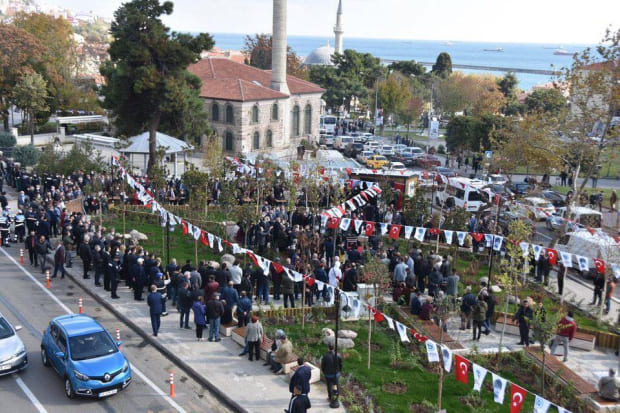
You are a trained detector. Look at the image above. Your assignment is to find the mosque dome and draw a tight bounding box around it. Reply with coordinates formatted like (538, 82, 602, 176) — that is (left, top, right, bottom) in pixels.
(304, 42, 335, 66)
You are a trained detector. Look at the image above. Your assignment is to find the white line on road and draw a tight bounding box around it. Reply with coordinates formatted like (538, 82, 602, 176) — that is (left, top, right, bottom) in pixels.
(1, 248, 188, 413)
(0, 249, 73, 314)
(14, 375, 49, 413)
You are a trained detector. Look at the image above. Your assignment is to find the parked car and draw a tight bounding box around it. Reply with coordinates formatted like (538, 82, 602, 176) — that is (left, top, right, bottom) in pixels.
(319, 134, 335, 147)
(484, 184, 515, 200)
(389, 162, 407, 171)
(393, 144, 408, 155)
(401, 147, 425, 157)
(546, 206, 602, 231)
(364, 141, 380, 153)
(509, 197, 556, 221)
(379, 145, 396, 158)
(394, 152, 416, 166)
(366, 155, 390, 169)
(334, 136, 354, 151)
(357, 150, 374, 164)
(344, 142, 364, 158)
(496, 211, 535, 236)
(41, 314, 131, 399)
(486, 174, 508, 185)
(0, 311, 28, 376)
(507, 182, 534, 196)
(541, 190, 567, 208)
(432, 166, 459, 177)
(414, 154, 441, 169)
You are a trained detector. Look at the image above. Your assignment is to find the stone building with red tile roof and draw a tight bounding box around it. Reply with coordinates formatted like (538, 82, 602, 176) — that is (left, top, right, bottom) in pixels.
(188, 57, 324, 156)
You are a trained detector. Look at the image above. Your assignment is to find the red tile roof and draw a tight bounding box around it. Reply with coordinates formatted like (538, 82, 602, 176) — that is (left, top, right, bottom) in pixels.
(188, 58, 324, 102)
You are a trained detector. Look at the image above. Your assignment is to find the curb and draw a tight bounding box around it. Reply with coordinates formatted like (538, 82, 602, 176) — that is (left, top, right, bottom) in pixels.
(43, 255, 247, 413)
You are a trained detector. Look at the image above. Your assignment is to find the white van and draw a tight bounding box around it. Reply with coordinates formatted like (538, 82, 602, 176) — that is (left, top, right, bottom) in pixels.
(334, 136, 354, 151)
(546, 206, 602, 231)
(436, 177, 489, 211)
(556, 229, 620, 266)
(364, 141, 380, 152)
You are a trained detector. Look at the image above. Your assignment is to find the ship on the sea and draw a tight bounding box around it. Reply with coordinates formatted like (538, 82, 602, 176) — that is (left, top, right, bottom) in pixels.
(483, 47, 504, 52)
(553, 47, 572, 56)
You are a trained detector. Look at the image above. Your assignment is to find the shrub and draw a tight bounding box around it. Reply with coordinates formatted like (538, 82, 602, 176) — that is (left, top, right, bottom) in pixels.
(13, 144, 40, 167)
(437, 144, 446, 154)
(0, 131, 17, 149)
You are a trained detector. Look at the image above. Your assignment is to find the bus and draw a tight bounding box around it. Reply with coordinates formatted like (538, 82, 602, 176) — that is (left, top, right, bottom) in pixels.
(320, 115, 337, 134)
(435, 177, 489, 212)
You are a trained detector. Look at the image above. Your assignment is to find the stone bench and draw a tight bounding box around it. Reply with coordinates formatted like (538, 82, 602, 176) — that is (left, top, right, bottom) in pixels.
(550, 331, 596, 353)
(287, 362, 321, 384)
(495, 316, 520, 336)
(231, 326, 301, 374)
(220, 322, 237, 337)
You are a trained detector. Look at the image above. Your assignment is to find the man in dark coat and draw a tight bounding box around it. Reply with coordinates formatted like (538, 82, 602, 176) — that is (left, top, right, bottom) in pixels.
(220, 281, 239, 325)
(24, 230, 38, 266)
(206, 293, 224, 342)
(147, 285, 163, 336)
(513, 299, 533, 346)
(78, 237, 92, 279)
(321, 344, 342, 401)
(289, 358, 311, 396)
(52, 240, 66, 279)
(287, 385, 311, 413)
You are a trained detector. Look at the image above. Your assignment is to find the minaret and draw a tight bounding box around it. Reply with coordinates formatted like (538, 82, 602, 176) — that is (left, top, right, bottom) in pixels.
(270, 0, 289, 94)
(333, 0, 344, 54)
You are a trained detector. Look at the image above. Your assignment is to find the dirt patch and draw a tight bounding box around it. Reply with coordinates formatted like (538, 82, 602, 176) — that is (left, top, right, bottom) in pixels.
(369, 343, 381, 351)
(390, 360, 414, 370)
(383, 382, 407, 394)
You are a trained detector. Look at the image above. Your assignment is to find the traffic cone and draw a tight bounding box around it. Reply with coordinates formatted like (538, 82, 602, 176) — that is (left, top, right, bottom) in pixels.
(78, 297, 83, 314)
(169, 371, 176, 398)
(46, 270, 51, 289)
(20, 249, 24, 264)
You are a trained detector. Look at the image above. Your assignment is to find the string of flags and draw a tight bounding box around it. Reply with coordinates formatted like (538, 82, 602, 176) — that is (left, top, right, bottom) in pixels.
(116, 158, 573, 413)
(321, 214, 619, 277)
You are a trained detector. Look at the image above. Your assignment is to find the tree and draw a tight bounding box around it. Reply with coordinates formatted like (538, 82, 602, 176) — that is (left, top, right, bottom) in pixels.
(470, 75, 505, 116)
(0, 131, 16, 149)
(530, 306, 562, 397)
(525, 88, 567, 115)
(497, 72, 519, 100)
(100, 0, 214, 175)
(378, 72, 412, 128)
(388, 60, 426, 77)
(400, 96, 425, 136)
(242, 33, 306, 78)
(431, 52, 452, 79)
(0, 24, 47, 130)
(12, 144, 39, 167)
(445, 114, 507, 153)
(12, 72, 49, 145)
(436, 72, 471, 115)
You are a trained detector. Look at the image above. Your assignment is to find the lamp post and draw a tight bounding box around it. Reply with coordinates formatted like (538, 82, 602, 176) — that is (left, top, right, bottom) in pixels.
(330, 290, 341, 409)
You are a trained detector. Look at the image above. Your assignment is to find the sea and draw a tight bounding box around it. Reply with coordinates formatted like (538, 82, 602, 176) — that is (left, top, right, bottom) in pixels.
(211, 32, 592, 91)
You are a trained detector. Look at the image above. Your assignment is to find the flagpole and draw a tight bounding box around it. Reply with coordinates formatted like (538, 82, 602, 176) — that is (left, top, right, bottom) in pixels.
(486, 197, 501, 287)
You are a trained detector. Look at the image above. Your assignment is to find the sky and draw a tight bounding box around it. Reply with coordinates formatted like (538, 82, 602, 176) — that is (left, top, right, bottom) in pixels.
(55, 0, 619, 44)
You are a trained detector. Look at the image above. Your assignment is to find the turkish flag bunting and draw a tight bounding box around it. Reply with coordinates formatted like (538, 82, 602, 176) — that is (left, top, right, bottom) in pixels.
(471, 232, 484, 243)
(594, 258, 605, 274)
(546, 248, 557, 265)
(372, 186, 382, 194)
(199, 231, 209, 247)
(510, 383, 526, 413)
(306, 277, 316, 287)
(389, 225, 402, 240)
(318, 166, 325, 175)
(373, 311, 385, 323)
(365, 222, 375, 236)
(246, 252, 259, 267)
(455, 355, 469, 384)
(613, 235, 620, 243)
(429, 228, 441, 236)
(361, 192, 369, 200)
(586, 227, 595, 235)
(345, 167, 352, 175)
(328, 217, 340, 229)
(271, 261, 285, 274)
(181, 220, 188, 236)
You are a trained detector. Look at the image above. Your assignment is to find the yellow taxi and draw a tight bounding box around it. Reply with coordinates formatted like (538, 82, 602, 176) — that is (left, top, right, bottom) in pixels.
(366, 155, 390, 169)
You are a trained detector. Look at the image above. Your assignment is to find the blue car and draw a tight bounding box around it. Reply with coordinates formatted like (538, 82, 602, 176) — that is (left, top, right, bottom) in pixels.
(40, 314, 131, 399)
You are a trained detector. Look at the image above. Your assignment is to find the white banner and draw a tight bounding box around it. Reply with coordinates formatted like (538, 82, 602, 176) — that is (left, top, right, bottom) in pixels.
(425, 339, 440, 363)
(484, 234, 494, 248)
(414, 227, 426, 242)
(577, 255, 589, 272)
(559, 251, 573, 268)
(519, 241, 530, 258)
(493, 235, 503, 251)
(339, 218, 351, 231)
(532, 244, 543, 261)
(443, 230, 454, 245)
(440, 344, 453, 372)
(396, 321, 410, 343)
(353, 219, 363, 234)
(192, 225, 201, 240)
(473, 363, 488, 392)
(533, 395, 551, 413)
(404, 226, 414, 240)
(491, 373, 507, 404)
(380, 222, 388, 236)
(456, 231, 467, 246)
(385, 315, 395, 330)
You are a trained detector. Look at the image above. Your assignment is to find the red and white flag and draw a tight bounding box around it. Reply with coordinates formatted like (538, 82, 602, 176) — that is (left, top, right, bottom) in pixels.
(327, 217, 340, 229)
(546, 248, 558, 266)
(365, 222, 375, 236)
(510, 383, 526, 413)
(389, 225, 402, 240)
(455, 355, 469, 384)
(594, 258, 605, 274)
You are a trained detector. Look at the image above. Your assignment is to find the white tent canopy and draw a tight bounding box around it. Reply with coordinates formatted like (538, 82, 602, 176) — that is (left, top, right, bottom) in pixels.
(119, 131, 194, 177)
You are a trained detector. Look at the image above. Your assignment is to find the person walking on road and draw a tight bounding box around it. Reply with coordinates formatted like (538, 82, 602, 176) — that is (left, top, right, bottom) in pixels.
(35, 235, 51, 274)
(472, 295, 488, 341)
(513, 299, 533, 346)
(192, 296, 207, 341)
(321, 343, 342, 402)
(147, 285, 163, 337)
(591, 271, 605, 306)
(245, 315, 263, 361)
(604, 276, 616, 315)
(178, 281, 192, 329)
(52, 240, 66, 279)
(550, 310, 577, 362)
(206, 293, 224, 342)
(25, 230, 37, 266)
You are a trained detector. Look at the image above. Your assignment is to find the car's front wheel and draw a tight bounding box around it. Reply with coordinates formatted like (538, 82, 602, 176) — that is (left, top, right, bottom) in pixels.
(65, 377, 75, 399)
(41, 347, 50, 367)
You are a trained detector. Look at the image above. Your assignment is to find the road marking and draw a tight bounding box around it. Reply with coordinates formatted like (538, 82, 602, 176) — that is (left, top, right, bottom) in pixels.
(1, 248, 188, 413)
(14, 375, 49, 413)
(0, 249, 72, 314)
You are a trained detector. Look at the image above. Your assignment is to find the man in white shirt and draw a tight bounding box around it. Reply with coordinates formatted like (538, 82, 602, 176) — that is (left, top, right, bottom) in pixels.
(229, 260, 243, 292)
(328, 257, 342, 286)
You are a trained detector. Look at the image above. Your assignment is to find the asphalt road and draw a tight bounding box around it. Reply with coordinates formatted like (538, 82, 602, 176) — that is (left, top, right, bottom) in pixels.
(0, 248, 231, 413)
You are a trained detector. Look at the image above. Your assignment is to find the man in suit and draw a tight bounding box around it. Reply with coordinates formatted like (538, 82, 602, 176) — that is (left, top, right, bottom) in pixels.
(25, 230, 38, 266)
(147, 285, 163, 337)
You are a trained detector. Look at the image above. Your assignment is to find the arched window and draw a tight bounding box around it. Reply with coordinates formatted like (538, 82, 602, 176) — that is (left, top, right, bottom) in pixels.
(211, 103, 219, 122)
(252, 131, 260, 150)
(225, 105, 234, 124)
(266, 130, 273, 148)
(291, 105, 300, 137)
(271, 103, 279, 120)
(252, 105, 259, 123)
(304, 104, 312, 134)
(224, 132, 234, 152)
